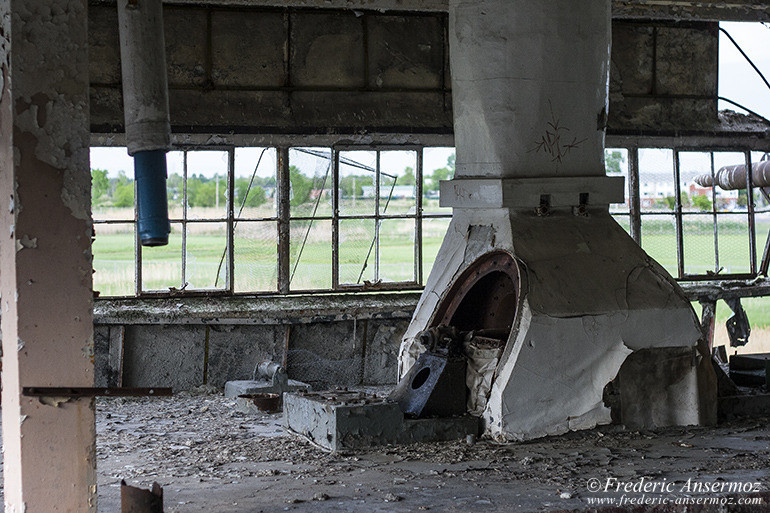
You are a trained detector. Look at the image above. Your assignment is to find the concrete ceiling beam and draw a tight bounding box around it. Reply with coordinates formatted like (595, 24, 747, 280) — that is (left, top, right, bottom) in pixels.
(90, 0, 770, 22)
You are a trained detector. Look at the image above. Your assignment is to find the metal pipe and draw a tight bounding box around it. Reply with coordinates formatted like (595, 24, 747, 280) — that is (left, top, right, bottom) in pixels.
(117, 0, 172, 246)
(695, 160, 770, 190)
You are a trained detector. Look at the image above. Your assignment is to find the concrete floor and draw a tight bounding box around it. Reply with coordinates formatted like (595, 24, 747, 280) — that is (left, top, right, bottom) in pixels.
(1, 388, 769, 512)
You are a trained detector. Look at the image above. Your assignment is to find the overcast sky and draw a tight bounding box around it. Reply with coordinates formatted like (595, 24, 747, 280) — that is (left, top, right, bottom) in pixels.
(91, 22, 769, 179)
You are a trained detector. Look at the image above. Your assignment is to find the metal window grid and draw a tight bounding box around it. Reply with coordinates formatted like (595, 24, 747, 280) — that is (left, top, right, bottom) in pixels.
(610, 146, 770, 281)
(93, 144, 453, 298)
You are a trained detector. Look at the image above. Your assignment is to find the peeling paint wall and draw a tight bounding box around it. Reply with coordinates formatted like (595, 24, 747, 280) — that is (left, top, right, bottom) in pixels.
(87, 3, 719, 136)
(0, 0, 96, 511)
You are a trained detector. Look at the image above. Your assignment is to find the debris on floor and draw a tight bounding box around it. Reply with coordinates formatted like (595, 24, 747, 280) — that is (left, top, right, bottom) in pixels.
(39, 387, 764, 512)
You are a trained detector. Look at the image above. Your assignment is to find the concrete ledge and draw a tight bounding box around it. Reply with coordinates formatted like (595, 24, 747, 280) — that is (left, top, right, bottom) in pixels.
(94, 292, 421, 325)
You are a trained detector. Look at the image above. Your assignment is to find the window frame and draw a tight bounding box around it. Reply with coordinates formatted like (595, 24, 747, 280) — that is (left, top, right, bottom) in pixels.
(91, 143, 454, 298)
(610, 145, 769, 281)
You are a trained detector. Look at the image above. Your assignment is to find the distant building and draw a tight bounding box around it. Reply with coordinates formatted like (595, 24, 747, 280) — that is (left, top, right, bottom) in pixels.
(361, 185, 416, 199)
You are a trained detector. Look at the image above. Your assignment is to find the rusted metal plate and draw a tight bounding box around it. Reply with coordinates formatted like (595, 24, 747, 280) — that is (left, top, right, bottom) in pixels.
(22, 387, 172, 398)
(432, 250, 520, 337)
(389, 352, 466, 418)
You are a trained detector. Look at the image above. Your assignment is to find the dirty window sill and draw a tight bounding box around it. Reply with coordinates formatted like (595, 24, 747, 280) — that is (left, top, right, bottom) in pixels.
(94, 291, 422, 325)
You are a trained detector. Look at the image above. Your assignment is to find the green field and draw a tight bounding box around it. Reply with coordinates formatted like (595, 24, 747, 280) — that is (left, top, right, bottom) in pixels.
(93, 203, 770, 328)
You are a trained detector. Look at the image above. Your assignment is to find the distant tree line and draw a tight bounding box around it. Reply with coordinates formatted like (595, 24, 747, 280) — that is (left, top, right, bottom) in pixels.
(92, 153, 457, 209)
(91, 169, 274, 209)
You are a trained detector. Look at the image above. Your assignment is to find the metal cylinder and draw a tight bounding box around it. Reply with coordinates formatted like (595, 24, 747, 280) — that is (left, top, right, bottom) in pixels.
(117, 0, 172, 246)
(695, 160, 770, 190)
(449, 0, 611, 178)
(134, 150, 171, 246)
(117, 0, 171, 155)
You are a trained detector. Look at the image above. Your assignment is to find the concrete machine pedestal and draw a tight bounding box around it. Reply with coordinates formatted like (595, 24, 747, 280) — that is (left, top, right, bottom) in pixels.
(284, 390, 479, 452)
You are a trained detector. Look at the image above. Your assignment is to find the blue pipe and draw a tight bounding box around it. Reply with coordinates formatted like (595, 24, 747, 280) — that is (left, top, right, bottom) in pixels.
(134, 150, 170, 247)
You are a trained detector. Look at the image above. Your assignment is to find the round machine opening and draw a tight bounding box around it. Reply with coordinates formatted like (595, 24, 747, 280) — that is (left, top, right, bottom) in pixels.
(431, 250, 520, 342)
(411, 367, 431, 389)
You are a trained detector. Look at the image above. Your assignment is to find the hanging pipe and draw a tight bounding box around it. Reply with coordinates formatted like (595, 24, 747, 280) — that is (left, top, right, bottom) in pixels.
(117, 0, 171, 246)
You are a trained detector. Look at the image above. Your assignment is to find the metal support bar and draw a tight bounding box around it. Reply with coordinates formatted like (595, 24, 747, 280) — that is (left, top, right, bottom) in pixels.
(746, 150, 758, 275)
(332, 148, 340, 289)
(628, 146, 641, 245)
(23, 387, 172, 398)
(227, 147, 236, 291)
(673, 150, 685, 278)
(277, 147, 291, 293)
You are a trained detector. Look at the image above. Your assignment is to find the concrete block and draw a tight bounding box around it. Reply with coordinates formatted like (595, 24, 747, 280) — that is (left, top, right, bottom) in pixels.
(169, 89, 290, 129)
(655, 25, 718, 97)
(368, 15, 443, 89)
(287, 321, 364, 388)
(89, 6, 121, 85)
(93, 325, 112, 387)
(363, 321, 407, 385)
(207, 325, 283, 388)
(211, 11, 286, 88)
(288, 91, 451, 129)
(609, 96, 717, 131)
(164, 7, 208, 88)
(284, 391, 479, 451)
(224, 379, 311, 399)
(610, 23, 653, 96)
(290, 11, 365, 88)
(123, 325, 205, 391)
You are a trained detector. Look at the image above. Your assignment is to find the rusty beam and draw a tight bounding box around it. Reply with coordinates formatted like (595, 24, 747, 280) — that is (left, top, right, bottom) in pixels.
(22, 387, 172, 398)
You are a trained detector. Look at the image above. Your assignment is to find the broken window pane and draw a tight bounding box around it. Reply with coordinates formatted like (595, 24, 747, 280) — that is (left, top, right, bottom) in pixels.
(379, 150, 418, 216)
(186, 150, 229, 220)
(422, 147, 454, 215)
(234, 147, 277, 219)
(338, 219, 376, 286)
(290, 148, 333, 219)
(639, 148, 675, 212)
(290, 219, 332, 290)
(379, 218, 417, 283)
(338, 150, 376, 217)
(605, 148, 629, 213)
(641, 214, 678, 277)
(141, 222, 183, 292)
(185, 222, 228, 290)
(234, 221, 278, 292)
(717, 213, 752, 275)
(93, 222, 135, 297)
(682, 214, 716, 276)
(422, 217, 451, 282)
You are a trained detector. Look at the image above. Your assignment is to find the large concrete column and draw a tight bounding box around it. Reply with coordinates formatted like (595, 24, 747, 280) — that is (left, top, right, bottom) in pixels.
(0, 1, 96, 512)
(450, 0, 610, 178)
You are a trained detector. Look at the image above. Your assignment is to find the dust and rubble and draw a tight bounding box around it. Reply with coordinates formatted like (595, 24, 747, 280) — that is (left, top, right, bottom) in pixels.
(0, 385, 765, 511)
(53, 386, 769, 511)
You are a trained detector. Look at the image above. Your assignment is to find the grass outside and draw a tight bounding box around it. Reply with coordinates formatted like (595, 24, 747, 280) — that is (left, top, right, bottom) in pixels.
(93, 204, 770, 329)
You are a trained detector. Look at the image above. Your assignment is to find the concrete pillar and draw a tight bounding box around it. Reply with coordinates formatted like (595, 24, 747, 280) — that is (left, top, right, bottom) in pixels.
(450, 0, 611, 178)
(0, 1, 96, 512)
